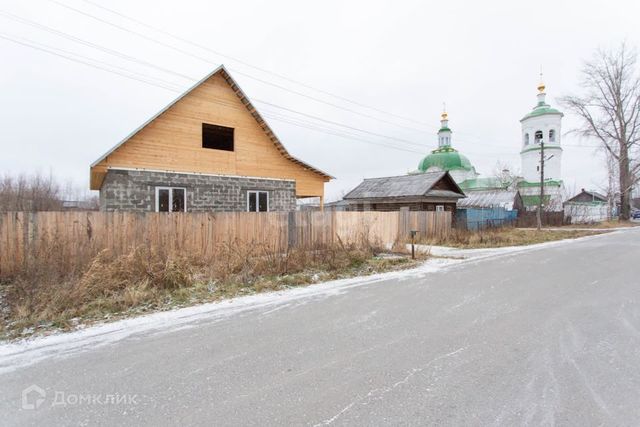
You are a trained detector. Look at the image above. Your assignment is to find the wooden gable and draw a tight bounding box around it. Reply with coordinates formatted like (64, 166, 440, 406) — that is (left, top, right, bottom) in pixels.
(429, 172, 465, 195)
(90, 66, 331, 198)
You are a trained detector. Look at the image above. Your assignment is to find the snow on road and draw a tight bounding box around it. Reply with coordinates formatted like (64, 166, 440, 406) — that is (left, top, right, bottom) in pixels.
(0, 231, 615, 374)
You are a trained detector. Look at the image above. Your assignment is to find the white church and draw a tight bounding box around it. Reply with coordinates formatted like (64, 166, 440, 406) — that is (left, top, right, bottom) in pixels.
(415, 79, 565, 211)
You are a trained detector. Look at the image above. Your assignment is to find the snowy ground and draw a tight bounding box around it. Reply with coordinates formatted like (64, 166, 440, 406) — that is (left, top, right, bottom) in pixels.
(0, 230, 616, 375)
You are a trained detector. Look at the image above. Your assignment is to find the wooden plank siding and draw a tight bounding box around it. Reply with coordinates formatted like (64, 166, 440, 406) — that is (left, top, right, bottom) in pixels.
(0, 211, 451, 277)
(90, 69, 330, 198)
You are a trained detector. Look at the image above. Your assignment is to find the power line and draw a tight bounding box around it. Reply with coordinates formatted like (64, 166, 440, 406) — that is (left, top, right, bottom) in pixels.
(45, 0, 429, 133)
(0, 11, 432, 149)
(1, 11, 604, 157)
(0, 32, 182, 92)
(0, 10, 195, 82)
(252, 100, 425, 148)
(77, 0, 432, 127)
(0, 31, 432, 157)
(13, 3, 605, 153)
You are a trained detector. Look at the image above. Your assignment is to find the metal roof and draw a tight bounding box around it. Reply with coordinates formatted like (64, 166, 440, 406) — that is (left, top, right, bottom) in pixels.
(90, 65, 333, 180)
(343, 172, 465, 200)
(457, 190, 519, 208)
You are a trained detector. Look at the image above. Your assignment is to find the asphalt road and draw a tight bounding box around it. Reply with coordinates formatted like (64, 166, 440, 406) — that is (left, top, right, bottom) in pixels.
(2, 229, 640, 426)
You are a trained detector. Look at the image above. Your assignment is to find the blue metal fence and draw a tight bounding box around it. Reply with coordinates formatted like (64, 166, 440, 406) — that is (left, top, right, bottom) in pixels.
(456, 207, 518, 230)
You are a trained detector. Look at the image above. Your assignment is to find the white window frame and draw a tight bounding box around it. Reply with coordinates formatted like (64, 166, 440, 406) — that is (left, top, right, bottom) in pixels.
(436, 205, 445, 212)
(155, 187, 187, 212)
(247, 190, 269, 212)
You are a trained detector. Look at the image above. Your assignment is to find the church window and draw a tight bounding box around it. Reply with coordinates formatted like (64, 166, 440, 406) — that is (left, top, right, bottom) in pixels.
(524, 133, 530, 145)
(549, 129, 556, 142)
(534, 130, 543, 144)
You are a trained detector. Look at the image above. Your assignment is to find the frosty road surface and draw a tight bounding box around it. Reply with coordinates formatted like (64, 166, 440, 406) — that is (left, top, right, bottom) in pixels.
(2, 228, 640, 426)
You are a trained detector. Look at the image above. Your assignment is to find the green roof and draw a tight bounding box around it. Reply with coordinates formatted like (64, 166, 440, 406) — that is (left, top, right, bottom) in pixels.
(458, 177, 507, 191)
(521, 194, 552, 207)
(438, 127, 452, 133)
(521, 102, 563, 121)
(417, 147, 473, 172)
(517, 180, 563, 188)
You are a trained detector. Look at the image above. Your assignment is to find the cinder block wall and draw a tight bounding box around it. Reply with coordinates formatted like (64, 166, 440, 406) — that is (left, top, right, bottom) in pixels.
(99, 169, 296, 212)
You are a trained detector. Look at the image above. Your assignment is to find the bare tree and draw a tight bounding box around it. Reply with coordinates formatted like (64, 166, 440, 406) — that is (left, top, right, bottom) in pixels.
(561, 43, 640, 220)
(0, 172, 61, 211)
(603, 148, 620, 219)
(0, 172, 98, 212)
(491, 161, 520, 189)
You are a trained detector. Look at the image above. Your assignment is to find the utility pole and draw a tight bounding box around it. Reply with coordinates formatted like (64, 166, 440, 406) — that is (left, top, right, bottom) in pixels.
(536, 139, 545, 231)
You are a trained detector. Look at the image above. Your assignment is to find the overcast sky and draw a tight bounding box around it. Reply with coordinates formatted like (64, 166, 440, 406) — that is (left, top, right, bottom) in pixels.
(1, 0, 639, 200)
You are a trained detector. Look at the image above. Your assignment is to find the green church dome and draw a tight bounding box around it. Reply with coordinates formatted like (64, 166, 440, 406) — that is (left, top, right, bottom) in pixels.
(417, 147, 474, 172)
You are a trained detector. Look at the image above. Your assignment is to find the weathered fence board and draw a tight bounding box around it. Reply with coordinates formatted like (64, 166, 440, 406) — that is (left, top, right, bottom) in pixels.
(0, 211, 450, 276)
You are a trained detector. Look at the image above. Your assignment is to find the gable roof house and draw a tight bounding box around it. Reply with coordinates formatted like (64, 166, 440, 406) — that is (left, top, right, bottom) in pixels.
(343, 171, 465, 213)
(90, 66, 332, 212)
(563, 188, 609, 223)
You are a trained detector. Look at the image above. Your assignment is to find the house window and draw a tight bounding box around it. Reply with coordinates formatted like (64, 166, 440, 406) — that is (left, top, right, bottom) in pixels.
(549, 129, 556, 142)
(534, 130, 543, 144)
(436, 205, 445, 212)
(202, 123, 234, 151)
(247, 191, 269, 212)
(156, 187, 186, 212)
(524, 133, 530, 145)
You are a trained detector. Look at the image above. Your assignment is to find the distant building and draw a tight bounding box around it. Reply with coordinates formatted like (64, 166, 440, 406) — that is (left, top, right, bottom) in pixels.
(343, 171, 465, 213)
(413, 78, 565, 213)
(415, 111, 479, 183)
(564, 189, 609, 223)
(517, 80, 564, 212)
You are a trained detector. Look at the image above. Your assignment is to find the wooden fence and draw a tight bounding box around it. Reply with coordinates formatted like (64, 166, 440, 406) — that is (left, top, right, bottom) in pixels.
(515, 211, 565, 228)
(0, 210, 450, 276)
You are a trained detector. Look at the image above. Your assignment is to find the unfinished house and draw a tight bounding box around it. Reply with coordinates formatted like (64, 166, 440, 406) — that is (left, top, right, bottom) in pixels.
(90, 65, 332, 212)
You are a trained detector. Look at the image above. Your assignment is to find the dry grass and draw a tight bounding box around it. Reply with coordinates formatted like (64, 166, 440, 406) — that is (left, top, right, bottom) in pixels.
(559, 220, 639, 229)
(419, 227, 605, 249)
(0, 236, 419, 340)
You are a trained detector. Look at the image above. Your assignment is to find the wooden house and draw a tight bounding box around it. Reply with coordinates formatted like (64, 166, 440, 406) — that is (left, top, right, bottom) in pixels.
(90, 65, 332, 212)
(564, 189, 609, 223)
(342, 172, 465, 213)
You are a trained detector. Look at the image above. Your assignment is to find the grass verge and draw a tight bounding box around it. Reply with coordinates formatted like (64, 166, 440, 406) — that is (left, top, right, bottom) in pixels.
(419, 227, 606, 249)
(0, 241, 421, 341)
(559, 220, 639, 229)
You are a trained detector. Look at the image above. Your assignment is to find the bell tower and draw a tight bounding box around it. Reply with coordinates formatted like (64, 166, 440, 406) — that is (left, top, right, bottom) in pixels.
(519, 78, 563, 183)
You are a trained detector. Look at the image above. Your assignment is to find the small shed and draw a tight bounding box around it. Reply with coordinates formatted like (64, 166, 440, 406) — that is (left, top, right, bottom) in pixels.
(456, 190, 523, 230)
(564, 189, 608, 223)
(343, 171, 465, 213)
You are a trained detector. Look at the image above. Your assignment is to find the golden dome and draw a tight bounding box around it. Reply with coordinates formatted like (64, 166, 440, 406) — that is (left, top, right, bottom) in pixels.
(537, 83, 546, 93)
(441, 111, 448, 120)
